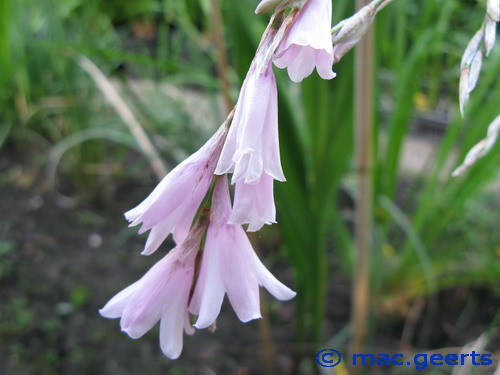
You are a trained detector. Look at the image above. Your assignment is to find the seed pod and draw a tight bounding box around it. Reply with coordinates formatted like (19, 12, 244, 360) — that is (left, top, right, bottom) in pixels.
(484, 17, 497, 56)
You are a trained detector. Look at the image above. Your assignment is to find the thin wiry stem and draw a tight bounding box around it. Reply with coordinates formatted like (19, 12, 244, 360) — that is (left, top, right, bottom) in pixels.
(350, 1, 375, 372)
(210, 0, 233, 113)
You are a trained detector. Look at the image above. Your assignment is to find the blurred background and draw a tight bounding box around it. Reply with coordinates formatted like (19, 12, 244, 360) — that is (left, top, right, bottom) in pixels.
(0, 0, 499, 374)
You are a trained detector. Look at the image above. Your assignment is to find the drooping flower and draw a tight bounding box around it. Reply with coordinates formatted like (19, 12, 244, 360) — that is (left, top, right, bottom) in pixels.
(215, 62, 285, 230)
(99, 233, 202, 359)
(231, 173, 276, 231)
(273, 0, 336, 82)
(126, 126, 227, 255)
(216, 63, 285, 184)
(188, 178, 295, 329)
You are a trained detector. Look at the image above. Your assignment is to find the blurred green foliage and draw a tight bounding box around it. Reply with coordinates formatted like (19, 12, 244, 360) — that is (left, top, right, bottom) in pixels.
(1, 0, 499, 369)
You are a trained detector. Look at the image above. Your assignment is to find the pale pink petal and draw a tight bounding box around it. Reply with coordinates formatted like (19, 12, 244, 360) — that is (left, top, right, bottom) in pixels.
(120, 254, 181, 338)
(172, 200, 202, 244)
(210, 177, 232, 224)
(190, 247, 225, 328)
(99, 281, 142, 319)
(262, 87, 285, 182)
(101, 244, 196, 352)
(142, 213, 181, 255)
(221, 228, 262, 322)
(332, 40, 357, 64)
(189, 179, 229, 328)
(188, 178, 293, 327)
(315, 49, 336, 79)
(216, 63, 285, 187)
(230, 174, 276, 231)
(273, 0, 335, 82)
(184, 313, 195, 335)
(159, 292, 189, 359)
(250, 251, 296, 300)
(130, 163, 207, 232)
(232, 150, 262, 184)
(221, 66, 267, 183)
(229, 181, 256, 227)
(273, 44, 300, 69)
(125, 126, 226, 254)
(215, 78, 251, 175)
(285, 46, 317, 82)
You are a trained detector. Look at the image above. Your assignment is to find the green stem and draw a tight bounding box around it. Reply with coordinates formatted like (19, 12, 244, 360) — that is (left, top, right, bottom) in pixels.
(350, 1, 375, 373)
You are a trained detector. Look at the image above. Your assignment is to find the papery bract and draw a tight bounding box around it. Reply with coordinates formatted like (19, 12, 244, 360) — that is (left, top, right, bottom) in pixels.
(188, 178, 295, 328)
(99, 239, 200, 359)
(126, 126, 226, 255)
(273, 0, 335, 82)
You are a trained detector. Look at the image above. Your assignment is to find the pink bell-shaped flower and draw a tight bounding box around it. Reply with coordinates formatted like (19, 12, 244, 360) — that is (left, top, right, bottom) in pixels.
(189, 178, 295, 328)
(215, 63, 285, 230)
(231, 173, 276, 232)
(125, 126, 226, 255)
(99, 236, 201, 359)
(273, 0, 336, 82)
(216, 63, 285, 184)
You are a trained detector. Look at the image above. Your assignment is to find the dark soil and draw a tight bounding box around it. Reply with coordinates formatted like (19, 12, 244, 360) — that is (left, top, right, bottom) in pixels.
(0, 153, 300, 375)
(0, 152, 498, 375)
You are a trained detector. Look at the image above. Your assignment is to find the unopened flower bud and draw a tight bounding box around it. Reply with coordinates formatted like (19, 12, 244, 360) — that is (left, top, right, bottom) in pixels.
(459, 68, 470, 117)
(468, 50, 483, 92)
(487, 115, 500, 138)
(487, 0, 500, 22)
(484, 17, 497, 56)
(330, 3, 375, 63)
(461, 29, 484, 70)
(453, 115, 500, 176)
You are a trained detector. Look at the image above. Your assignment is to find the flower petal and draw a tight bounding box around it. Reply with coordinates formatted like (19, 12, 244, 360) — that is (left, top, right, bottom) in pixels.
(99, 280, 142, 319)
(159, 293, 189, 359)
(250, 251, 296, 300)
(230, 174, 276, 231)
(221, 228, 262, 322)
(273, 0, 335, 81)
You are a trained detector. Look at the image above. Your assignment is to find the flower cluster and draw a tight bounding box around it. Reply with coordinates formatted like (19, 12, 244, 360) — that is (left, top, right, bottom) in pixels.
(100, 178, 295, 358)
(100, 0, 335, 359)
